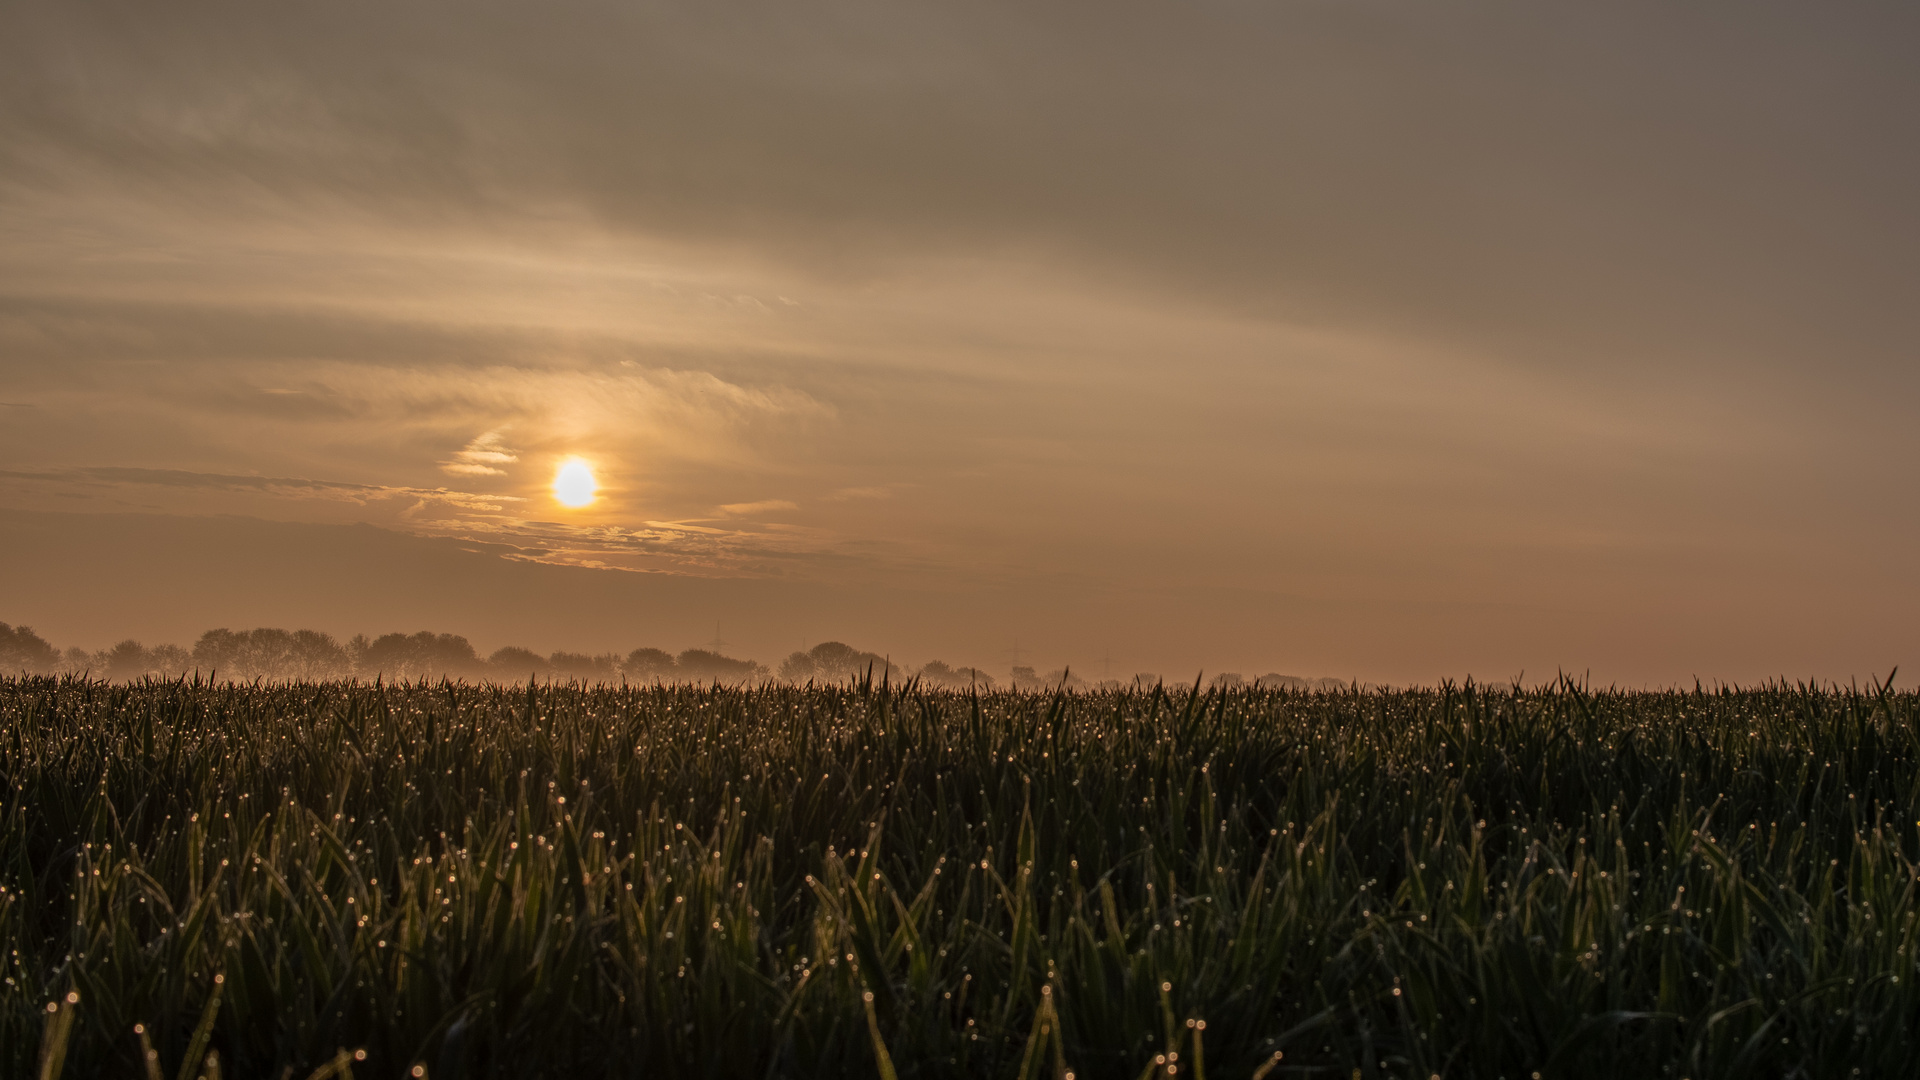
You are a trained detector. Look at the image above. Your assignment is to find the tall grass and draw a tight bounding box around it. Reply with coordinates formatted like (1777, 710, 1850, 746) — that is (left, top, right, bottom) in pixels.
(2, 674, 1916, 1078)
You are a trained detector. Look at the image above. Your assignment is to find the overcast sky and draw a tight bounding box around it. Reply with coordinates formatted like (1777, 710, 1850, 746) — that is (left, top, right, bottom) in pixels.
(2, 1, 1915, 684)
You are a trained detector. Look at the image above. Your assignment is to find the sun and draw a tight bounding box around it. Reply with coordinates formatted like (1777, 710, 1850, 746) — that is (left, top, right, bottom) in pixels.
(552, 457, 599, 508)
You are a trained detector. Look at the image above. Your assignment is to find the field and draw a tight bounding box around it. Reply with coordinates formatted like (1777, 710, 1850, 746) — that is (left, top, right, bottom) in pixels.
(3, 675, 1917, 1079)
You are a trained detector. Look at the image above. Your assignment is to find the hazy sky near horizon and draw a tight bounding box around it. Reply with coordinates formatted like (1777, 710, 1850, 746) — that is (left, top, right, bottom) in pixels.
(2, 1, 1916, 684)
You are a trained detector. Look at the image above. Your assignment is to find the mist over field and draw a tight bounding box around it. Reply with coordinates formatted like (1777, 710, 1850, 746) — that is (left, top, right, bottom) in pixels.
(0, 619, 1349, 694)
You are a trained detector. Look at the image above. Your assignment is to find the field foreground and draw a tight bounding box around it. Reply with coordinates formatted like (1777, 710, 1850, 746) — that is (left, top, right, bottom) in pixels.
(3, 676, 1917, 1079)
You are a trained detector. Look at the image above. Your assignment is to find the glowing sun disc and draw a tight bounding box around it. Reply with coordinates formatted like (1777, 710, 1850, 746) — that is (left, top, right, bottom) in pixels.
(553, 458, 598, 507)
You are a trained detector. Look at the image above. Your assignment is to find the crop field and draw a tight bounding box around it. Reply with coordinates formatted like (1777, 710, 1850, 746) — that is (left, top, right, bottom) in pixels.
(2, 675, 1917, 1079)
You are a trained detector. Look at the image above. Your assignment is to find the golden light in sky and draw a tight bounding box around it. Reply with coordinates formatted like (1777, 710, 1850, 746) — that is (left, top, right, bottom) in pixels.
(552, 458, 599, 508)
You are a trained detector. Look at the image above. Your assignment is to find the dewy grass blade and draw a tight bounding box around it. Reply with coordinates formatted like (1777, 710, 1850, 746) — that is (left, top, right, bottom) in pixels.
(134, 1024, 165, 1080)
(862, 990, 900, 1080)
(36, 991, 78, 1080)
(175, 974, 224, 1080)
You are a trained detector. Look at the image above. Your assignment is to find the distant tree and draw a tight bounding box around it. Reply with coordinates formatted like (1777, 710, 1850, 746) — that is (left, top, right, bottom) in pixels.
(548, 651, 619, 683)
(355, 631, 480, 681)
(0, 622, 60, 674)
(148, 644, 192, 676)
(916, 660, 995, 689)
(94, 640, 193, 680)
(1009, 665, 1041, 690)
(1042, 668, 1088, 690)
(192, 629, 249, 675)
(487, 646, 549, 680)
(621, 648, 677, 681)
(808, 641, 864, 678)
(285, 630, 351, 680)
(1253, 673, 1350, 692)
(419, 633, 481, 676)
(778, 641, 898, 684)
(102, 640, 155, 681)
(675, 648, 766, 684)
(1210, 672, 1245, 690)
(193, 628, 350, 681)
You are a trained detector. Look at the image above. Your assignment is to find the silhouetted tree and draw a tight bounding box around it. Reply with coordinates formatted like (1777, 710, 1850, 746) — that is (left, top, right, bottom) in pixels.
(1043, 668, 1088, 690)
(103, 640, 153, 680)
(92, 640, 194, 680)
(548, 651, 619, 683)
(284, 630, 350, 679)
(354, 631, 480, 680)
(778, 641, 898, 684)
(486, 646, 549, 680)
(149, 644, 191, 675)
(0, 622, 59, 674)
(916, 660, 995, 689)
(675, 648, 766, 684)
(621, 648, 677, 681)
(193, 628, 350, 680)
(1255, 673, 1348, 692)
(192, 629, 249, 675)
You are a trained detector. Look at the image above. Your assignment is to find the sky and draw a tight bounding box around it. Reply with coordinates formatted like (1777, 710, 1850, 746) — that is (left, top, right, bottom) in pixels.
(2, 1, 1916, 685)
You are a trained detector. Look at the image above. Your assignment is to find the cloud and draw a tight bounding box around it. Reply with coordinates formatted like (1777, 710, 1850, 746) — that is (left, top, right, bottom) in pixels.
(5, 2, 1915, 382)
(441, 429, 519, 477)
(0, 464, 902, 580)
(717, 499, 799, 517)
(0, 466, 521, 513)
(829, 486, 893, 501)
(397, 509, 896, 580)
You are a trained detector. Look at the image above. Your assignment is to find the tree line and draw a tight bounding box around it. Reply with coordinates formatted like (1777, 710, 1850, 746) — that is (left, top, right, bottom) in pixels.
(0, 622, 770, 683)
(2, 620, 1336, 688)
(0, 623, 995, 686)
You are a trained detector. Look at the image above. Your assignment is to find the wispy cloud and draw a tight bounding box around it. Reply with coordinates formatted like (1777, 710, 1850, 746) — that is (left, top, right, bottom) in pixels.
(0, 464, 905, 580)
(0, 467, 521, 513)
(441, 429, 519, 477)
(717, 499, 799, 516)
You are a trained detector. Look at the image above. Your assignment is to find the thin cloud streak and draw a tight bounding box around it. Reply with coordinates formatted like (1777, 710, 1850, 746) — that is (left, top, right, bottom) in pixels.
(441, 430, 519, 477)
(0, 466, 520, 512)
(0, 465, 894, 579)
(718, 500, 800, 517)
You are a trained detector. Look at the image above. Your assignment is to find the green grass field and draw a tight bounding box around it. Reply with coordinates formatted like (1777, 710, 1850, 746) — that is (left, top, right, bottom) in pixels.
(3, 674, 1916, 1079)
